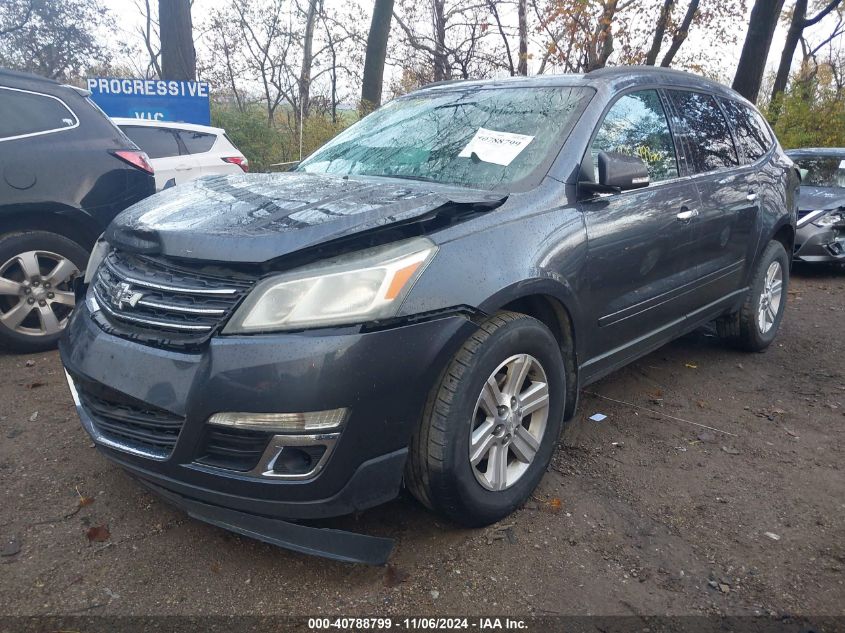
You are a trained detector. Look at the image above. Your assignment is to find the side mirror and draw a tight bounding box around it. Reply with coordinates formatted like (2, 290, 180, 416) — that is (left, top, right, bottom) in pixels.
(580, 151, 650, 196)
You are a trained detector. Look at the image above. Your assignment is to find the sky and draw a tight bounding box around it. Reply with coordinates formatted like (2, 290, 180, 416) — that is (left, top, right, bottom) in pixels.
(101, 0, 801, 87)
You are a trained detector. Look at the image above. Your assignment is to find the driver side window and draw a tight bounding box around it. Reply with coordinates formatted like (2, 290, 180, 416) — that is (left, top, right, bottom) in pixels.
(591, 90, 679, 184)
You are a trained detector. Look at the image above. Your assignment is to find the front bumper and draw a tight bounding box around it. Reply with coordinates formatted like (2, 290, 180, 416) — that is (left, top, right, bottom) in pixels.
(794, 224, 845, 262)
(60, 303, 477, 561)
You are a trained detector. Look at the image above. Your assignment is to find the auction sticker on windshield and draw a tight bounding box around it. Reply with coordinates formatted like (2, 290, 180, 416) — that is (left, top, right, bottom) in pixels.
(458, 128, 535, 166)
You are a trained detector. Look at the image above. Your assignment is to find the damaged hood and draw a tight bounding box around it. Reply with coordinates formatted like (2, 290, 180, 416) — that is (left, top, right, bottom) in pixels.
(107, 172, 506, 263)
(797, 186, 845, 212)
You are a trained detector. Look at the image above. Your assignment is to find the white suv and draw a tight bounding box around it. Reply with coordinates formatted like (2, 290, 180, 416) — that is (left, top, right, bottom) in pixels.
(112, 118, 248, 190)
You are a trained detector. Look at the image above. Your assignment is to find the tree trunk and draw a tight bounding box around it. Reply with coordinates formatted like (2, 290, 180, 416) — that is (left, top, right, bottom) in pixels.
(732, 0, 786, 103)
(770, 0, 807, 117)
(660, 0, 699, 67)
(299, 0, 319, 121)
(517, 0, 528, 75)
(159, 0, 196, 81)
(432, 0, 449, 81)
(646, 0, 674, 65)
(361, 0, 394, 110)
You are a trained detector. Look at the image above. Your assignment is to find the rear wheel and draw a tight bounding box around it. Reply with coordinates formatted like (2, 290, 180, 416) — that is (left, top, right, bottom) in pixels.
(718, 240, 789, 352)
(406, 311, 565, 527)
(0, 232, 86, 353)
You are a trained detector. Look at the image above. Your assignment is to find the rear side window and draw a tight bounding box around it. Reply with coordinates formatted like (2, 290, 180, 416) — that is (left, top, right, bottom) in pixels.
(178, 130, 216, 154)
(719, 99, 772, 164)
(590, 89, 679, 183)
(120, 126, 181, 159)
(667, 90, 739, 173)
(0, 87, 78, 141)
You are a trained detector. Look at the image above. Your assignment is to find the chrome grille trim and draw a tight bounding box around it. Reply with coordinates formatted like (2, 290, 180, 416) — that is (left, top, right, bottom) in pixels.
(92, 283, 214, 332)
(103, 255, 240, 296)
(91, 250, 254, 345)
(135, 297, 226, 315)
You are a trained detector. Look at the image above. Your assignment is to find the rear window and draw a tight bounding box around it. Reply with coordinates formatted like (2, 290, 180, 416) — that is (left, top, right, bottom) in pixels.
(667, 90, 739, 173)
(720, 99, 772, 164)
(0, 87, 78, 141)
(120, 126, 181, 159)
(178, 130, 216, 154)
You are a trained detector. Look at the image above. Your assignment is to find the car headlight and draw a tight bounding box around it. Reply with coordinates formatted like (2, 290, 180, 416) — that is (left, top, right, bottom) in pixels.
(224, 237, 437, 333)
(813, 210, 845, 227)
(84, 235, 109, 283)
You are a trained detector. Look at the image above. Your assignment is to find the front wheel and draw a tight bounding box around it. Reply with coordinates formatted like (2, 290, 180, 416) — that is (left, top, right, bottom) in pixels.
(405, 311, 566, 527)
(719, 240, 789, 352)
(0, 231, 86, 353)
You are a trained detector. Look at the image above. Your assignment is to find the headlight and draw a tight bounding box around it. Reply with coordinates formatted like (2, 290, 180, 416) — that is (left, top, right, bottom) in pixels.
(224, 237, 437, 333)
(813, 210, 845, 227)
(84, 235, 109, 283)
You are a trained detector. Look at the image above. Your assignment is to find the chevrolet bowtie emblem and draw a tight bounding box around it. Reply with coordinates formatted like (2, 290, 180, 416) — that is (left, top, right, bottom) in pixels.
(111, 281, 145, 310)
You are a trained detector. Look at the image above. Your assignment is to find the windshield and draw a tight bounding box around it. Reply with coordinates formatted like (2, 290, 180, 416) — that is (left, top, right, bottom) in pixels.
(297, 86, 592, 190)
(794, 156, 845, 188)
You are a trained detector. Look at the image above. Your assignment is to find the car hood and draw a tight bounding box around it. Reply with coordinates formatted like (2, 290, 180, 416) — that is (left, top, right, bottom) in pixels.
(797, 186, 845, 212)
(107, 172, 507, 263)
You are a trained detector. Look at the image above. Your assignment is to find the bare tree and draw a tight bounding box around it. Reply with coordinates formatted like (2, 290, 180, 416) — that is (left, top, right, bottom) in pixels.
(770, 0, 842, 110)
(0, 0, 114, 79)
(0, 0, 34, 37)
(299, 0, 320, 120)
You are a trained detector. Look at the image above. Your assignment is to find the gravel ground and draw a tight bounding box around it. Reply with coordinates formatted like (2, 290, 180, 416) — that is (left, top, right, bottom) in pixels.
(1, 265, 843, 617)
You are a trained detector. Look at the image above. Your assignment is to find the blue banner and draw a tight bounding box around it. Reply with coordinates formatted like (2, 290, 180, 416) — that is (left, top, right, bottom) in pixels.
(87, 77, 211, 126)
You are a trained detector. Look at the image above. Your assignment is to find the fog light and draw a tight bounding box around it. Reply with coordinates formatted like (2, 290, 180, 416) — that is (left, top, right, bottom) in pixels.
(208, 408, 347, 432)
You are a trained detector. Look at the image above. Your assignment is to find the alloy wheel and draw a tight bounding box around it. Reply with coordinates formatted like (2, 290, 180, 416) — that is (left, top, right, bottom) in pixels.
(0, 251, 78, 337)
(757, 260, 783, 334)
(469, 353, 550, 491)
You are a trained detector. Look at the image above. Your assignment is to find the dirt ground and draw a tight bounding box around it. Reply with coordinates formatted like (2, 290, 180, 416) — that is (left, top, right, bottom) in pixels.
(1, 265, 843, 618)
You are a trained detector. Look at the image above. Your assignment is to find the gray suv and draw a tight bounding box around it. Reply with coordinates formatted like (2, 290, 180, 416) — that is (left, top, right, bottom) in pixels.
(61, 67, 799, 564)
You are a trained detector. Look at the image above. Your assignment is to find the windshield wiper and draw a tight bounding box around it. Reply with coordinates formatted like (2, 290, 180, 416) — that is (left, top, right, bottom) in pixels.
(377, 174, 441, 183)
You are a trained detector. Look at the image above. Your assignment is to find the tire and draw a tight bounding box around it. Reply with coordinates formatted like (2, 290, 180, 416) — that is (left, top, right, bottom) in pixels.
(406, 311, 566, 527)
(718, 240, 789, 352)
(0, 231, 88, 353)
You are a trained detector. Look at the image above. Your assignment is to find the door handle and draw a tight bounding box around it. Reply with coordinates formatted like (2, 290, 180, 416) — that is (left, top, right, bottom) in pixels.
(676, 208, 699, 222)
(746, 192, 759, 202)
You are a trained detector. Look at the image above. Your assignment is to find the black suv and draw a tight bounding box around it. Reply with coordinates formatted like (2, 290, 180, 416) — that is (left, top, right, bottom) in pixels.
(61, 67, 798, 564)
(0, 69, 155, 352)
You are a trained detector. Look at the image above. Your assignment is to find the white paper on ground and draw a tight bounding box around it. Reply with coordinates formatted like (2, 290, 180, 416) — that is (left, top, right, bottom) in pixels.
(839, 159, 845, 169)
(458, 128, 535, 166)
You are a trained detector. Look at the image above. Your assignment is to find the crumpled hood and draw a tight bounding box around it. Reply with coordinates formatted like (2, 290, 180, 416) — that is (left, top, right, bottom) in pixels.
(107, 172, 506, 263)
(797, 186, 845, 212)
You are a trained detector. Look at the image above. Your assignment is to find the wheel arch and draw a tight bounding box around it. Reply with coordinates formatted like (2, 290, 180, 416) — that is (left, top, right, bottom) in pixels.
(0, 204, 101, 251)
(481, 280, 582, 421)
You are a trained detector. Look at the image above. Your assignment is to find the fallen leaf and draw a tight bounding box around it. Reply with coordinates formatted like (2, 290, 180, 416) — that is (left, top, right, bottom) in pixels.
(546, 498, 563, 512)
(685, 363, 698, 369)
(210, 561, 222, 574)
(86, 525, 110, 543)
(78, 496, 95, 508)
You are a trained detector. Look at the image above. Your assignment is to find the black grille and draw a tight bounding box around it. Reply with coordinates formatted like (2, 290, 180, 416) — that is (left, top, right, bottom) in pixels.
(195, 426, 270, 472)
(91, 250, 254, 348)
(77, 384, 185, 458)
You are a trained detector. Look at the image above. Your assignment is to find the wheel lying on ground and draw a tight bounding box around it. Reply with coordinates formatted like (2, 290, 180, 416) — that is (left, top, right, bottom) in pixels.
(718, 240, 789, 352)
(0, 231, 86, 353)
(406, 311, 566, 527)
